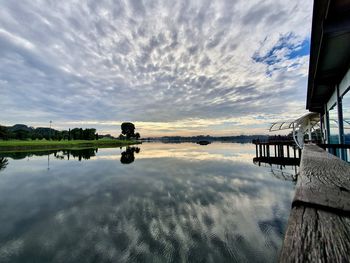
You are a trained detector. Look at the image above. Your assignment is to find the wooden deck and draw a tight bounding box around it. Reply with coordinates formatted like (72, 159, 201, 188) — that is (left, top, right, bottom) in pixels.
(279, 145, 350, 262)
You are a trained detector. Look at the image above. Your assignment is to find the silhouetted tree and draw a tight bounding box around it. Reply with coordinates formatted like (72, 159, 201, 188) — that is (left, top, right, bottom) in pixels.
(121, 122, 135, 139)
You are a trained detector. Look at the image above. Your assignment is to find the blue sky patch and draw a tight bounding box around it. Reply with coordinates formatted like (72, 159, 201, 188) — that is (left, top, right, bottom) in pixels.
(252, 33, 310, 66)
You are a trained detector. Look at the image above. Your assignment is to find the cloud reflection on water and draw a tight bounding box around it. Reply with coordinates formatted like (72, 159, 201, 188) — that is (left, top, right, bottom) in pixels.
(0, 143, 294, 262)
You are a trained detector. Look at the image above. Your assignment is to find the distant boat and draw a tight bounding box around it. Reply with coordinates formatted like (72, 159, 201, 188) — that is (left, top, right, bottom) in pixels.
(196, 140, 211, 145)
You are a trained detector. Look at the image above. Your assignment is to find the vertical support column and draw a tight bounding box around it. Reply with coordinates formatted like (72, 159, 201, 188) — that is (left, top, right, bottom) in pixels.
(259, 144, 262, 157)
(308, 119, 312, 143)
(287, 145, 290, 158)
(319, 113, 324, 143)
(255, 144, 258, 157)
(325, 104, 330, 145)
(274, 145, 277, 157)
(293, 146, 296, 158)
(263, 144, 266, 157)
(337, 84, 344, 145)
(267, 145, 270, 158)
(337, 84, 345, 160)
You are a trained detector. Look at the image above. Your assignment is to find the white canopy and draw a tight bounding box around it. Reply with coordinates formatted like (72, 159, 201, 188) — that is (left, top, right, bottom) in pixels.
(269, 112, 321, 149)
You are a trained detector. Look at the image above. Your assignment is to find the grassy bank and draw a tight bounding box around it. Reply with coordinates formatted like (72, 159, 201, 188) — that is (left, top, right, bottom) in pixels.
(0, 139, 140, 152)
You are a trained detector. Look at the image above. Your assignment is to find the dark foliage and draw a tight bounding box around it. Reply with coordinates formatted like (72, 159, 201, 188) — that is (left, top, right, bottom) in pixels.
(0, 124, 98, 141)
(121, 122, 135, 139)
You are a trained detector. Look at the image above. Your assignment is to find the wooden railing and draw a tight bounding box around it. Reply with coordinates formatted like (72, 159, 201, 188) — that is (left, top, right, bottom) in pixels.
(279, 145, 350, 262)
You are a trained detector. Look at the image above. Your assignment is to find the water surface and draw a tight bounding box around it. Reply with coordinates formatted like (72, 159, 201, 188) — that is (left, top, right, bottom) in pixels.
(0, 143, 295, 263)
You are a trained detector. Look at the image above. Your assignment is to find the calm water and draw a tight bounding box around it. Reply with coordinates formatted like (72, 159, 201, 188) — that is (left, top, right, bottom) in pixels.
(0, 143, 295, 263)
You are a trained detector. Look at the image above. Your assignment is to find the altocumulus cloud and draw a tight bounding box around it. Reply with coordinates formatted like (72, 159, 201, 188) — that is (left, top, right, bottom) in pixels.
(0, 0, 312, 136)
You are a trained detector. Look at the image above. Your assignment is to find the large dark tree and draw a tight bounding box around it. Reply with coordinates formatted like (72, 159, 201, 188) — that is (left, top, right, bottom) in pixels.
(121, 122, 135, 139)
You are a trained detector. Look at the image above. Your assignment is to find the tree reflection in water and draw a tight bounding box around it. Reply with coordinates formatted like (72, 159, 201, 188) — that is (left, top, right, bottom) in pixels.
(0, 157, 8, 172)
(120, 147, 140, 164)
(0, 146, 141, 170)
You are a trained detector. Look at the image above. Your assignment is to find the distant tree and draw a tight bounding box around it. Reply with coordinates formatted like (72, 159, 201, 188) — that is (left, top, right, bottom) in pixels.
(121, 122, 135, 139)
(0, 126, 9, 140)
(84, 128, 96, 140)
(15, 130, 30, 140)
(135, 132, 140, 140)
(95, 133, 99, 140)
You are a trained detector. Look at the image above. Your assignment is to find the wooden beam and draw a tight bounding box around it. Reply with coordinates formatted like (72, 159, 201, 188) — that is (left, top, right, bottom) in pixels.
(280, 145, 350, 262)
(280, 206, 350, 262)
(294, 145, 350, 212)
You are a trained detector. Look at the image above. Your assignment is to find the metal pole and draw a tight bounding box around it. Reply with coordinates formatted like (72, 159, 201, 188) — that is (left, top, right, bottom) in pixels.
(308, 119, 312, 143)
(337, 85, 345, 159)
(49, 120, 52, 140)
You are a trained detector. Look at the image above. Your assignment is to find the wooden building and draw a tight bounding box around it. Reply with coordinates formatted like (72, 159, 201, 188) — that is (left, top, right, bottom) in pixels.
(307, 0, 350, 160)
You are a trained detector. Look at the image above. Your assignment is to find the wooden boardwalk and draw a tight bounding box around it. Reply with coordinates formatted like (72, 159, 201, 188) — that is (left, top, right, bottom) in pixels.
(279, 145, 350, 262)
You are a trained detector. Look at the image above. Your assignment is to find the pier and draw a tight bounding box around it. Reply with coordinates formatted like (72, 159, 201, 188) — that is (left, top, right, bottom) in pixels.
(253, 140, 301, 162)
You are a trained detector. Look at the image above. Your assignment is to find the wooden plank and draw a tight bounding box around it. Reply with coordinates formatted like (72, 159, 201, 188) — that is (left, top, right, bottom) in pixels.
(294, 145, 350, 212)
(280, 206, 350, 262)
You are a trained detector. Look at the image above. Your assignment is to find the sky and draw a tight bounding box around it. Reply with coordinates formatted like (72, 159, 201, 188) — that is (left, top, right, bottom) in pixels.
(0, 0, 313, 137)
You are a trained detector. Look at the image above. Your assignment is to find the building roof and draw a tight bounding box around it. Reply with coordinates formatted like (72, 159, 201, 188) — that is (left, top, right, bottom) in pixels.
(307, 0, 350, 113)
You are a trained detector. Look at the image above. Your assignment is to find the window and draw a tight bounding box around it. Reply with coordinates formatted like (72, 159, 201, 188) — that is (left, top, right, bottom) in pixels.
(328, 103, 339, 144)
(342, 88, 350, 144)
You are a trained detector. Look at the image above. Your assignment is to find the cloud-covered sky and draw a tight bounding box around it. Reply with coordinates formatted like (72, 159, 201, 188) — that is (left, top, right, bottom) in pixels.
(0, 0, 313, 136)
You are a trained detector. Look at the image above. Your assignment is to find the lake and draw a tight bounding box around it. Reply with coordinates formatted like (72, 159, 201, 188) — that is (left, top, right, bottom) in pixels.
(0, 142, 296, 263)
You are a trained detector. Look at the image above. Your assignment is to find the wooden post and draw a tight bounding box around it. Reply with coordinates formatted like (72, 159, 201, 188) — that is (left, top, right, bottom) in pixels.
(267, 145, 270, 158)
(259, 144, 262, 157)
(275, 145, 277, 157)
(281, 145, 284, 158)
(256, 144, 258, 157)
(263, 144, 266, 157)
(287, 145, 290, 158)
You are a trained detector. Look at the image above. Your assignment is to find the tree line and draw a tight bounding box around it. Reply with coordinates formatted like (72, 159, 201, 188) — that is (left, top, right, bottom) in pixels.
(0, 122, 141, 141)
(0, 124, 98, 141)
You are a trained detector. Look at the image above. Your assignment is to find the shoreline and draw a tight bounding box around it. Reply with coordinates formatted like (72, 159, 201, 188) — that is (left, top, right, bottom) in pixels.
(0, 139, 140, 153)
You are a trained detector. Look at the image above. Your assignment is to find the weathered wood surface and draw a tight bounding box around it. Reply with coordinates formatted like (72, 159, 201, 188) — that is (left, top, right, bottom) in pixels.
(280, 145, 350, 262)
(280, 206, 350, 262)
(294, 145, 350, 212)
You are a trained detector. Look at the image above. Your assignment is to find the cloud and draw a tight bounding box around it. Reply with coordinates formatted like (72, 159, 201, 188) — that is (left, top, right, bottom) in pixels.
(0, 0, 313, 136)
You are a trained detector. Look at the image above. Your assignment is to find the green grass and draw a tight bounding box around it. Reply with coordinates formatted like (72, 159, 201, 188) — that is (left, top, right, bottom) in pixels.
(0, 139, 140, 152)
